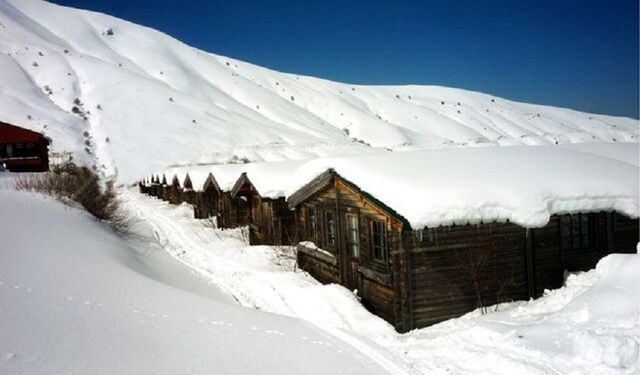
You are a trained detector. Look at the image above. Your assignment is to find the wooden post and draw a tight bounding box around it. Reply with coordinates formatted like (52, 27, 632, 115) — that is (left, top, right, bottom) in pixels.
(525, 228, 535, 298)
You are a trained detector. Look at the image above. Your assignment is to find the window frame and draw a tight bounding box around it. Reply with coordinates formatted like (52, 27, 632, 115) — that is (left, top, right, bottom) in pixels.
(306, 205, 317, 243)
(324, 210, 336, 249)
(370, 219, 388, 264)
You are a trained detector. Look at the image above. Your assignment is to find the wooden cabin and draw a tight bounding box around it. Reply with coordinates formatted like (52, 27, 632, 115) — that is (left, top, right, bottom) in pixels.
(0, 121, 50, 172)
(150, 175, 161, 198)
(182, 174, 196, 205)
(230, 173, 296, 245)
(168, 175, 183, 205)
(193, 173, 223, 220)
(158, 174, 169, 201)
(288, 169, 639, 332)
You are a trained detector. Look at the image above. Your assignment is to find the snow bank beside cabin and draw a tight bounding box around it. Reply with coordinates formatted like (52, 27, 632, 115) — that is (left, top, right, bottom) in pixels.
(391, 252, 640, 374)
(288, 144, 640, 228)
(123, 187, 640, 375)
(0, 189, 388, 374)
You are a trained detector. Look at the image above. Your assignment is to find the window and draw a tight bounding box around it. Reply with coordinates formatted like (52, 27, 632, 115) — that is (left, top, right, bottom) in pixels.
(307, 206, 317, 241)
(325, 210, 336, 247)
(561, 214, 590, 250)
(346, 214, 360, 258)
(371, 220, 388, 262)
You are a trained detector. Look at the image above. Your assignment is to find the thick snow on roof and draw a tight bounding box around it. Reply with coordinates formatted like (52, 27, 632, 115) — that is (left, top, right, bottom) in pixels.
(234, 160, 308, 198)
(556, 142, 639, 167)
(288, 144, 640, 228)
(162, 159, 307, 197)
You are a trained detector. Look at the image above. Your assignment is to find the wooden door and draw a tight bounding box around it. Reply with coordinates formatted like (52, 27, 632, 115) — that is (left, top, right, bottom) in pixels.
(343, 212, 361, 293)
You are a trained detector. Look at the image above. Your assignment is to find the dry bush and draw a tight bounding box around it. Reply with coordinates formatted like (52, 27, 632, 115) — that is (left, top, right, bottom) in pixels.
(14, 163, 129, 232)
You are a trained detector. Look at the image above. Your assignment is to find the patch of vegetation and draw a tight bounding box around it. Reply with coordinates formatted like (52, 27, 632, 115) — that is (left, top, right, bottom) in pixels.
(15, 162, 129, 232)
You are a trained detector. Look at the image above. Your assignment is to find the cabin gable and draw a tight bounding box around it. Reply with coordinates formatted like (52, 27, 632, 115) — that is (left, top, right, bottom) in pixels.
(292, 173, 408, 330)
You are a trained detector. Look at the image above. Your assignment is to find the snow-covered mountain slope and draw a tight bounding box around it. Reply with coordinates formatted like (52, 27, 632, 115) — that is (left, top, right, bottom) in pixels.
(0, 0, 637, 182)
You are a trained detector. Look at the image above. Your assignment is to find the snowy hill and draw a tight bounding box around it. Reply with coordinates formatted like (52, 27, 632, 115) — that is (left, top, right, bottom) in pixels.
(0, 0, 637, 182)
(0, 186, 387, 375)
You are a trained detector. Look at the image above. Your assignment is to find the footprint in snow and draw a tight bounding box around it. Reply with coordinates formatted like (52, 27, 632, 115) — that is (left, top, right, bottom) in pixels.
(3, 353, 17, 361)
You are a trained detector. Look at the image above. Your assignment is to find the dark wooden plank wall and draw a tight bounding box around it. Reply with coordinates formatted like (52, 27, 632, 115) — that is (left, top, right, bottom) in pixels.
(168, 184, 182, 205)
(530, 216, 564, 296)
(612, 213, 639, 254)
(402, 223, 529, 328)
(249, 198, 297, 246)
(297, 244, 341, 284)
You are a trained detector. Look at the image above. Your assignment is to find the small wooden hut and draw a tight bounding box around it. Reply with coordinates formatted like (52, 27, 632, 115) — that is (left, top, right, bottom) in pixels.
(182, 174, 196, 205)
(0, 121, 50, 172)
(193, 173, 223, 220)
(230, 173, 296, 245)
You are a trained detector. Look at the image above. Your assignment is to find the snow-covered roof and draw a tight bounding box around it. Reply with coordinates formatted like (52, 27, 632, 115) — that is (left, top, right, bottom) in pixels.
(287, 144, 640, 229)
(161, 160, 308, 197)
(230, 160, 308, 199)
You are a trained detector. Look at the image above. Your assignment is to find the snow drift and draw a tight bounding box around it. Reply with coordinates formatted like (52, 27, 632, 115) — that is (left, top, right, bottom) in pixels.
(0, 186, 387, 375)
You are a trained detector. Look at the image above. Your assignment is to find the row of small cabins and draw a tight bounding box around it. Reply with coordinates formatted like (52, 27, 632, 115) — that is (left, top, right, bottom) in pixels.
(139, 146, 639, 332)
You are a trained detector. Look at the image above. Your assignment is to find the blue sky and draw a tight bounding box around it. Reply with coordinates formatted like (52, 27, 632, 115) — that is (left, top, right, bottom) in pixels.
(50, 0, 639, 118)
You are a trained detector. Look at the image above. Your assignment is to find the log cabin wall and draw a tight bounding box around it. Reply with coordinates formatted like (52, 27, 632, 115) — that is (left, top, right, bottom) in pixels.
(612, 213, 639, 253)
(218, 192, 237, 228)
(402, 223, 530, 329)
(529, 216, 564, 296)
(194, 186, 221, 220)
(560, 212, 638, 271)
(401, 212, 638, 330)
(273, 198, 297, 245)
(168, 183, 183, 205)
(161, 185, 170, 201)
(183, 189, 195, 205)
(293, 176, 405, 330)
(247, 198, 296, 246)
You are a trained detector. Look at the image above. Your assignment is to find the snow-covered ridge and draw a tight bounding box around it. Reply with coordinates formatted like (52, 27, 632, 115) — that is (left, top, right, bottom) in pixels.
(0, 0, 637, 182)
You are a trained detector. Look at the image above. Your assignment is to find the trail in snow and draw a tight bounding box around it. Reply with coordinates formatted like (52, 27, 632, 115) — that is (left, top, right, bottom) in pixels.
(121, 188, 414, 375)
(0, 187, 388, 375)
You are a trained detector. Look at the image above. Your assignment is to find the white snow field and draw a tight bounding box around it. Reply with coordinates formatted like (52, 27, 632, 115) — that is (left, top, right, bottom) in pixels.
(0, 0, 638, 183)
(0, 187, 389, 375)
(121, 188, 640, 375)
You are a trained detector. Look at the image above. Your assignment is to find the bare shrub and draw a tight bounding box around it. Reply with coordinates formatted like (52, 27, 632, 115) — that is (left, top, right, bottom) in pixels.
(14, 163, 129, 232)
